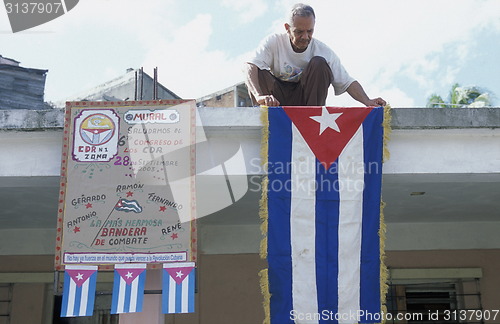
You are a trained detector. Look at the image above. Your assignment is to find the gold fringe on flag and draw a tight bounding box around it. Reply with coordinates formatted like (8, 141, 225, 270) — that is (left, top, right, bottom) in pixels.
(379, 201, 389, 324)
(259, 269, 271, 324)
(259, 176, 269, 260)
(382, 104, 392, 163)
(380, 105, 392, 323)
(259, 106, 270, 324)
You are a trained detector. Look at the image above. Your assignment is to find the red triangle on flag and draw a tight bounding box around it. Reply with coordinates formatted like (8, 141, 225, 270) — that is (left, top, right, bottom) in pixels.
(116, 268, 145, 285)
(165, 267, 194, 285)
(67, 269, 96, 287)
(283, 106, 373, 169)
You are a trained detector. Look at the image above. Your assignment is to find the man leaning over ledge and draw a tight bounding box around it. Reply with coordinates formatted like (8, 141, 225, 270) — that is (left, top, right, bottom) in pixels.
(245, 3, 387, 107)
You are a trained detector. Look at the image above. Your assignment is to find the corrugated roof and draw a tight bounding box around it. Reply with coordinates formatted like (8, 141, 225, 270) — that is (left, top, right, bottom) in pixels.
(0, 55, 21, 66)
(0, 61, 48, 110)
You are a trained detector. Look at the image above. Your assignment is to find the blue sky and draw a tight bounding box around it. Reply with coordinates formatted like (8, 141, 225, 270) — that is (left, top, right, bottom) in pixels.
(1, 0, 499, 107)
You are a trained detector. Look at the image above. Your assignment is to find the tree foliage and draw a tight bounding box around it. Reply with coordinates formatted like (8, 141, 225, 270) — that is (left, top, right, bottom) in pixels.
(426, 83, 493, 108)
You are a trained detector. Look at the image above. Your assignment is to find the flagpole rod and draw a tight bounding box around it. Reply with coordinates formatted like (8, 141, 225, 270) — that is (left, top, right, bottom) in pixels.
(90, 199, 120, 246)
(54, 271, 61, 295)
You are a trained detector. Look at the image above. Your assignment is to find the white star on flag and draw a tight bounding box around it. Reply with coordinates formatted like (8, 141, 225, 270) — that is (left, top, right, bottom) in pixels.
(125, 272, 133, 279)
(176, 271, 184, 278)
(76, 273, 84, 281)
(310, 106, 343, 135)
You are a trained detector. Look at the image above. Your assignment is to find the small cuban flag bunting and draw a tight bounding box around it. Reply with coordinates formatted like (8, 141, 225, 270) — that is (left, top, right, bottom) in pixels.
(162, 262, 196, 314)
(61, 265, 98, 317)
(111, 263, 147, 314)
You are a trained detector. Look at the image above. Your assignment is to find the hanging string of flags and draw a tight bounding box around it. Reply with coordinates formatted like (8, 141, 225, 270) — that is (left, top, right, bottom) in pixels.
(60, 262, 196, 317)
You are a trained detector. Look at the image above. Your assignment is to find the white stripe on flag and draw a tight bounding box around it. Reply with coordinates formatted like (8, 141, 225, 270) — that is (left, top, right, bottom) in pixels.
(79, 278, 89, 316)
(130, 277, 139, 312)
(169, 275, 176, 312)
(338, 125, 364, 323)
(182, 273, 189, 313)
(67, 277, 76, 316)
(117, 277, 126, 313)
(291, 124, 318, 324)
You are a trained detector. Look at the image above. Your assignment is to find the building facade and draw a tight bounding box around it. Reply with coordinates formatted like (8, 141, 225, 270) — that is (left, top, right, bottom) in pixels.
(196, 82, 253, 108)
(0, 107, 499, 323)
(0, 55, 48, 110)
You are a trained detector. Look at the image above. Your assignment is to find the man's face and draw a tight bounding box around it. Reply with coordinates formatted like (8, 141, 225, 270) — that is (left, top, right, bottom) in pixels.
(285, 15, 315, 53)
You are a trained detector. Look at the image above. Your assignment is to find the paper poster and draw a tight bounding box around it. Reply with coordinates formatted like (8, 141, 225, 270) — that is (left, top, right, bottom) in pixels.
(55, 100, 197, 268)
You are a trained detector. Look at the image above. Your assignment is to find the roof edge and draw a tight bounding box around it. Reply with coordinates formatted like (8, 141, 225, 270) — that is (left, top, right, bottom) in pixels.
(1, 107, 500, 131)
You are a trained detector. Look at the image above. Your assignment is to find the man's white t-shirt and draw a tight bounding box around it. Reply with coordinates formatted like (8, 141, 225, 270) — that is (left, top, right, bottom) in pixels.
(248, 33, 355, 95)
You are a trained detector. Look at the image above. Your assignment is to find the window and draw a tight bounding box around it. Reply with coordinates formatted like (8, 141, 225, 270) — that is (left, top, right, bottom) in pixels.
(386, 269, 484, 324)
(0, 284, 12, 324)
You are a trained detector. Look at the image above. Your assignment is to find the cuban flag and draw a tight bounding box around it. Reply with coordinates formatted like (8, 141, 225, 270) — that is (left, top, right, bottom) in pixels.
(266, 106, 384, 323)
(115, 198, 143, 213)
(61, 265, 98, 317)
(162, 262, 196, 314)
(111, 263, 147, 314)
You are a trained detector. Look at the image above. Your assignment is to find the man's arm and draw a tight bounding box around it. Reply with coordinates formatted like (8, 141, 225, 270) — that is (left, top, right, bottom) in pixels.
(245, 63, 280, 106)
(346, 81, 386, 107)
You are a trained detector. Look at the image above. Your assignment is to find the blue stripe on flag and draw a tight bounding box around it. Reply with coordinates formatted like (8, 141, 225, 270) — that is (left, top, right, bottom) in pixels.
(123, 277, 132, 313)
(162, 270, 170, 313)
(74, 284, 82, 316)
(360, 108, 383, 322)
(268, 107, 294, 324)
(175, 280, 182, 313)
(60, 271, 71, 317)
(188, 269, 196, 312)
(136, 271, 146, 312)
(316, 159, 340, 322)
(86, 271, 97, 316)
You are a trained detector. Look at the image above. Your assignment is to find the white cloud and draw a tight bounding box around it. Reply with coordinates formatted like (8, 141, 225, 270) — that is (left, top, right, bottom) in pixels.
(325, 84, 415, 108)
(45, 0, 177, 45)
(376, 88, 416, 108)
(221, 0, 268, 24)
(141, 14, 251, 99)
(278, 0, 500, 107)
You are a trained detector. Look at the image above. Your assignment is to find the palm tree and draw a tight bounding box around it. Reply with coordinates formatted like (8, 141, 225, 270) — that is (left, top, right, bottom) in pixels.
(426, 83, 493, 108)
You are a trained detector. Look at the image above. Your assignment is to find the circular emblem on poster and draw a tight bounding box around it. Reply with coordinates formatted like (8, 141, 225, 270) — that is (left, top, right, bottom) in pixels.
(79, 113, 116, 146)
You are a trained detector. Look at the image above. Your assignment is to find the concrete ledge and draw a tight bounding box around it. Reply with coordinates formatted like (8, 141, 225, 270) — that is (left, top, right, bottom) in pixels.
(391, 107, 500, 129)
(386, 222, 500, 250)
(200, 107, 500, 129)
(1, 107, 500, 130)
(0, 108, 64, 130)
